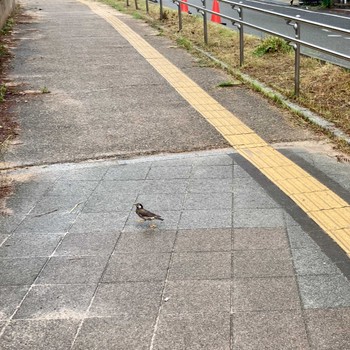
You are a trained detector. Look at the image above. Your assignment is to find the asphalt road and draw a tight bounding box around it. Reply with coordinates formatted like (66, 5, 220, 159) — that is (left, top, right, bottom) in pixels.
(162, 0, 350, 67)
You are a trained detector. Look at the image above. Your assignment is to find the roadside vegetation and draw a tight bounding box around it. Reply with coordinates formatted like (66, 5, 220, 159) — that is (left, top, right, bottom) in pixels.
(98, 0, 350, 153)
(0, 10, 19, 149)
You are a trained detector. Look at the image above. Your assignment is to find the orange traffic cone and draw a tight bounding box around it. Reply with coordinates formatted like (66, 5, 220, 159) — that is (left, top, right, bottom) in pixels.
(180, 0, 189, 13)
(211, 0, 221, 24)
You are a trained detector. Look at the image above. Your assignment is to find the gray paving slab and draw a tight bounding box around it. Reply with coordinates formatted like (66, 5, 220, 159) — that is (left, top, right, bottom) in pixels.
(232, 311, 310, 350)
(115, 230, 177, 253)
(183, 192, 233, 210)
(82, 192, 138, 213)
(141, 179, 189, 194)
(233, 228, 289, 250)
(0, 257, 47, 286)
(233, 277, 301, 312)
(88, 282, 163, 319)
(162, 280, 230, 315)
(72, 316, 154, 350)
(146, 166, 192, 180)
(0, 319, 80, 350)
(59, 165, 109, 181)
(89, 179, 144, 195)
(233, 187, 281, 209)
(103, 164, 150, 181)
(304, 308, 350, 350)
(30, 195, 86, 216)
(45, 180, 98, 200)
(175, 229, 232, 252)
(102, 253, 170, 282)
(233, 208, 285, 228)
(297, 274, 350, 309)
(179, 209, 232, 229)
(292, 247, 342, 275)
(13, 284, 96, 320)
(0, 233, 63, 258)
(0, 286, 30, 320)
(286, 225, 320, 249)
(0, 214, 25, 235)
(69, 212, 129, 233)
(233, 249, 294, 277)
(36, 256, 108, 285)
(134, 193, 186, 211)
(169, 252, 231, 280)
(187, 178, 233, 193)
(153, 312, 230, 350)
(4, 197, 38, 216)
(192, 165, 233, 179)
(14, 212, 77, 234)
(54, 231, 120, 257)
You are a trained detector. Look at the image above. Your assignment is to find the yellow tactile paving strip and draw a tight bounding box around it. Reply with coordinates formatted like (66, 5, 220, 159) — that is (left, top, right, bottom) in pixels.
(79, 0, 350, 256)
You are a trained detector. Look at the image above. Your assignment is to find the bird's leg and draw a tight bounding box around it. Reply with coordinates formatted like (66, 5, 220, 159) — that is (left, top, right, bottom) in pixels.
(150, 223, 157, 229)
(138, 219, 145, 223)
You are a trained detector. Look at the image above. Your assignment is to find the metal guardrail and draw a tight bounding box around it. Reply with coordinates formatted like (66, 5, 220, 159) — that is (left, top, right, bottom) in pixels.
(171, 0, 350, 96)
(136, 0, 349, 96)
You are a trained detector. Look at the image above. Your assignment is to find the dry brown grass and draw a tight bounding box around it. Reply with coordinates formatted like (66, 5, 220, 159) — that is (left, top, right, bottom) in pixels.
(101, 1, 350, 143)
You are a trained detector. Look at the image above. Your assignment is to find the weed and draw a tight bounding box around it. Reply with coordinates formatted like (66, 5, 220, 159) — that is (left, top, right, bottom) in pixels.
(0, 85, 6, 102)
(0, 45, 7, 57)
(253, 36, 293, 57)
(217, 81, 236, 87)
(132, 12, 143, 19)
(0, 18, 14, 35)
(41, 86, 50, 94)
(176, 36, 192, 50)
(161, 10, 169, 21)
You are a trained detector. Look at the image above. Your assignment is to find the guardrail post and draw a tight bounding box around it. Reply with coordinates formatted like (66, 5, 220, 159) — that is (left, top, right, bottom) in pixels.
(200, 0, 208, 45)
(294, 22, 300, 97)
(178, 2, 183, 31)
(287, 19, 301, 97)
(159, 0, 164, 20)
(232, 4, 244, 66)
(173, 0, 182, 31)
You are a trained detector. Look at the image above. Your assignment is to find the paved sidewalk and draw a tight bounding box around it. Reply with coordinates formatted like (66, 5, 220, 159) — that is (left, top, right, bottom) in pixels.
(0, 0, 350, 349)
(1, 149, 350, 349)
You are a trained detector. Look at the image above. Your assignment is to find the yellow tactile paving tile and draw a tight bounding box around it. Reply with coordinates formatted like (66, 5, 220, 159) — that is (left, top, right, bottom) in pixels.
(79, 0, 350, 256)
(216, 124, 254, 135)
(309, 208, 350, 232)
(329, 228, 350, 256)
(263, 165, 311, 181)
(291, 191, 349, 213)
(224, 134, 267, 148)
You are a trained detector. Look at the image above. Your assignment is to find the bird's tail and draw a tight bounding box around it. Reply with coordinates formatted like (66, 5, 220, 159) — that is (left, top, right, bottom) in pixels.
(157, 216, 164, 221)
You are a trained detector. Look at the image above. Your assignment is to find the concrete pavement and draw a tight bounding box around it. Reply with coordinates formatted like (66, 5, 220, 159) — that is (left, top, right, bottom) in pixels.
(0, 0, 350, 349)
(1, 149, 350, 349)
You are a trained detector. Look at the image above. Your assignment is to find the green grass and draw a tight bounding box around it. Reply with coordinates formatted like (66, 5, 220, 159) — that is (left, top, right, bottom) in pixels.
(0, 85, 6, 102)
(176, 36, 192, 50)
(41, 86, 50, 94)
(217, 81, 236, 87)
(1, 18, 14, 35)
(253, 36, 293, 57)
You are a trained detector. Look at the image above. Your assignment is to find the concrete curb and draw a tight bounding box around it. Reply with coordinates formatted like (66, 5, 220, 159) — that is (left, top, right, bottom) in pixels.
(194, 45, 350, 146)
(0, 0, 16, 29)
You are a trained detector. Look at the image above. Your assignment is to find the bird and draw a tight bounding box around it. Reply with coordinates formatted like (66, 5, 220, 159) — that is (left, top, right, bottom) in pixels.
(134, 203, 164, 228)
